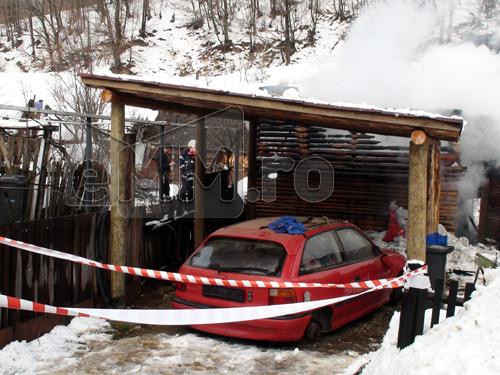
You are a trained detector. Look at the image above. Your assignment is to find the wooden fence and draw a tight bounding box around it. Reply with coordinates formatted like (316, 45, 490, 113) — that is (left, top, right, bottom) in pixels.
(0, 213, 102, 347)
(0, 132, 111, 222)
(0, 205, 232, 348)
(397, 278, 476, 349)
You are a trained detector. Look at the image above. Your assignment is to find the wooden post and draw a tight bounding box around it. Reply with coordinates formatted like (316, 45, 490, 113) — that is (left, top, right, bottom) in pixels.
(407, 130, 429, 262)
(0, 132, 13, 174)
(477, 179, 489, 243)
(125, 133, 136, 208)
(34, 129, 51, 219)
(29, 139, 43, 220)
(159, 124, 165, 210)
(109, 98, 127, 308)
(247, 120, 257, 219)
(426, 140, 441, 234)
(194, 117, 206, 249)
(85, 117, 92, 214)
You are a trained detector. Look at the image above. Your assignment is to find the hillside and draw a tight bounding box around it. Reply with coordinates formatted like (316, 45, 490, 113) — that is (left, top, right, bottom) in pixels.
(0, 0, 498, 80)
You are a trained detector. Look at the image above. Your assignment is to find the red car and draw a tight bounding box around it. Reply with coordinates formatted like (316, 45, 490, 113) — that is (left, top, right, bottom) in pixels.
(172, 217, 406, 342)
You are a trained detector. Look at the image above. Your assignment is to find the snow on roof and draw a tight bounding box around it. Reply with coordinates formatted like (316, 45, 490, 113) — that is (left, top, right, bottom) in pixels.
(87, 70, 464, 123)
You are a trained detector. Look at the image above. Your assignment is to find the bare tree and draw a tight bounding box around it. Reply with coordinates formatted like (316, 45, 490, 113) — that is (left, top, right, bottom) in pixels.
(27, 6, 36, 56)
(273, 0, 301, 65)
(220, 0, 231, 47)
(269, 0, 278, 17)
(333, 0, 368, 21)
(242, 0, 261, 51)
(199, 0, 235, 48)
(22, 0, 67, 70)
(139, 0, 151, 37)
(188, 0, 203, 24)
(332, 0, 348, 21)
(1, 0, 23, 49)
(49, 72, 111, 162)
(63, 1, 96, 71)
(95, 0, 132, 73)
(307, 0, 321, 44)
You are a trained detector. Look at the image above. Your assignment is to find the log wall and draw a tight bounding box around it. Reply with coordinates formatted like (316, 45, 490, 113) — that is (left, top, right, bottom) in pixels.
(255, 121, 464, 233)
(479, 177, 500, 244)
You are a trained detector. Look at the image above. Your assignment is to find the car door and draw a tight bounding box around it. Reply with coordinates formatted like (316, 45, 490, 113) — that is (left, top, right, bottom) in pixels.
(335, 227, 390, 320)
(291, 229, 357, 330)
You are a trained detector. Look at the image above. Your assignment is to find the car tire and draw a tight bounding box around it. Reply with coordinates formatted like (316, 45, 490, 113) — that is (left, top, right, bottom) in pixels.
(389, 269, 405, 304)
(305, 321, 321, 343)
(390, 286, 404, 304)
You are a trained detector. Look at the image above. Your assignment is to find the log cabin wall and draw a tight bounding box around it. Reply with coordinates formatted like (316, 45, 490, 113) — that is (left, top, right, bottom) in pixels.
(255, 120, 464, 233)
(478, 176, 500, 245)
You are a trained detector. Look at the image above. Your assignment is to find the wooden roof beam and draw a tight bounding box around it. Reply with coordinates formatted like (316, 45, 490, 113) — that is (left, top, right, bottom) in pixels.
(80, 74, 464, 141)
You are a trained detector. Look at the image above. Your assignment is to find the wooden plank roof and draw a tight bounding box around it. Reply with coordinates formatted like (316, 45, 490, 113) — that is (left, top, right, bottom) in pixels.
(79, 73, 463, 141)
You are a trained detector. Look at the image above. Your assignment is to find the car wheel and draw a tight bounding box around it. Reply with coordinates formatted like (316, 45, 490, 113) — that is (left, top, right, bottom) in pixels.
(305, 321, 321, 343)
(389, 269, 405, 304)
(390, 285, 404, 304)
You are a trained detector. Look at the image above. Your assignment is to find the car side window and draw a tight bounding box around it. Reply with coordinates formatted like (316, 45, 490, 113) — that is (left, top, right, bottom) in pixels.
(300, 230, 345, 275)
(336, 228, 375, 263)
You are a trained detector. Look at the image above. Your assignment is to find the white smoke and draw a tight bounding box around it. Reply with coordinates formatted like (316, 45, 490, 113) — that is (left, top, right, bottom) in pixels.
(300, 0, 500, 208)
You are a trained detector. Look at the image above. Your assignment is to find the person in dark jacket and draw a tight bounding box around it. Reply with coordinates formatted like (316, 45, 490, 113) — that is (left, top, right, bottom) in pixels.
(179, 139, 195, 201)
(156, 144, 174, 202)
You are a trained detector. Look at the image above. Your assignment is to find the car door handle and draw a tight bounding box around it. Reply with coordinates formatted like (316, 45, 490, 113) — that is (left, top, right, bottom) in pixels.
(354, 276, 361, 282)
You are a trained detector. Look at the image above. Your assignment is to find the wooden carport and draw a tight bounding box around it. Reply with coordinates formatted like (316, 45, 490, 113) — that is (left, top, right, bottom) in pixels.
(79, 73, 463, 304)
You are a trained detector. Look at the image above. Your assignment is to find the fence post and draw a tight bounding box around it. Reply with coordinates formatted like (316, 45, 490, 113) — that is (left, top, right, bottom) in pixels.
(397, 288, 416, 349)
(397, 287, 428, 349)
(446, 279, 459, 318)
(397, 273, 430, 350)
(464, 282, 475, 303)
(431, 277, 444, 328)
(398, 277, 478, 350)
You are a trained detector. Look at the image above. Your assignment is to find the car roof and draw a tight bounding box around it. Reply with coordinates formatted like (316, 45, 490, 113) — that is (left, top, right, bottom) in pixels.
(209, 217, 348, 255)
(225, 216, 344, 231)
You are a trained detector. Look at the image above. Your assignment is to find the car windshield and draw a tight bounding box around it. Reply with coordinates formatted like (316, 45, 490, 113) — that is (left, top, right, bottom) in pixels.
(186, 237, 287, 276)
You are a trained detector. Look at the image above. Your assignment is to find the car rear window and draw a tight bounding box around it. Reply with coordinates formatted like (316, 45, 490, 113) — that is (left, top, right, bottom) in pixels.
(186, 237, 287, 276)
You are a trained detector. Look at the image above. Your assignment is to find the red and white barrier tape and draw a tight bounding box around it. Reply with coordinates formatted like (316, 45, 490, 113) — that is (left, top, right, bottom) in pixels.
(0, 270, 427, 325)
(0, 236, 425, 290)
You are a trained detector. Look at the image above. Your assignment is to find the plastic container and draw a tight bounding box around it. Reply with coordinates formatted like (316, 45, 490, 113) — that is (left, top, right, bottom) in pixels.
(426, 232, 448, 246)
(0, 175, 26, 224)
(426, 244, 454, 290)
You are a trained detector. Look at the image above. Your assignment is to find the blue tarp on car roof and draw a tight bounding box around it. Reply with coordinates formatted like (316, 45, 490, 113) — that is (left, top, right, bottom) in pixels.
(268, 216, 306, 235)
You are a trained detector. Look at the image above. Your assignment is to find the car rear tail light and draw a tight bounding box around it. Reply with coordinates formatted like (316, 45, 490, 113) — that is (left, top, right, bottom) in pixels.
(176, 282, 186, 292)
(268, 288, 297, 305)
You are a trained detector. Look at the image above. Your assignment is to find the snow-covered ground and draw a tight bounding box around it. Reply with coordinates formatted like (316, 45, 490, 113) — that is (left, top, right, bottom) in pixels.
(0, 319, 359, 374)
(349, 268, 500, 375)
(0, 226, 497, 375)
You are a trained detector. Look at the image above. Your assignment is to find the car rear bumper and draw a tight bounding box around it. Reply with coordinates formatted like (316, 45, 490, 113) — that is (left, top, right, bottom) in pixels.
(172, 297, 311, 342)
